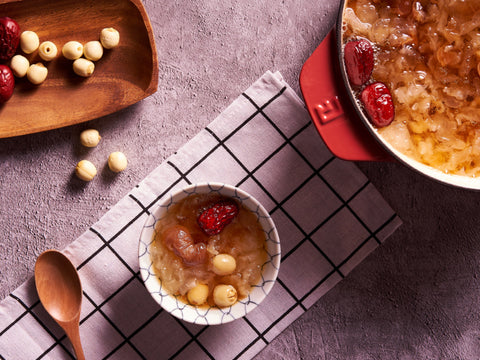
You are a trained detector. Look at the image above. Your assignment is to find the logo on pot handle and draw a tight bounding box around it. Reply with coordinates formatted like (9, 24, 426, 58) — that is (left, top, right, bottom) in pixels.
(314, 96, 343, 124)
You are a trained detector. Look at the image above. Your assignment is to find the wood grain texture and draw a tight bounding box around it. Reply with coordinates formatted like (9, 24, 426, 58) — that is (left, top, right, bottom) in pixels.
(0, 0, 158, 138)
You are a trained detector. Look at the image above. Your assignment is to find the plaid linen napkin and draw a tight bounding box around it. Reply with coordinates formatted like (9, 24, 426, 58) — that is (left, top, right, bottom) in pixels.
(0, 70, 401, 360)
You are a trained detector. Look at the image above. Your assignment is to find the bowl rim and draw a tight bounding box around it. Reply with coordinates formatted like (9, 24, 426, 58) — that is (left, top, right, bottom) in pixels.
(138, 182, 281, 325)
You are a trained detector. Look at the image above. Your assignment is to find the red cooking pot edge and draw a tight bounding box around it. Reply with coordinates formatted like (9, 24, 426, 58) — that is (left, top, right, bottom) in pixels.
(300, 28, 394, 162)
(300, 3, 480, 191)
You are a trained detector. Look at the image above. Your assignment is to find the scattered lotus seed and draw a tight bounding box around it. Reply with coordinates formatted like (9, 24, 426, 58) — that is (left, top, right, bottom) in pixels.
(26, 63, 48, 85)
(20, 31, 39, 54)
(62, 41, 83, 60)
(75, 160, 97, 181)
(108, 151, 127, 172)
(38, 41, 58, 61)
(100, 28, 120, 49)
(10, 55, 29, 78)
(80, 129, 101, 148)
(73, 58, 94, 77)
(83, 41, 103, 61)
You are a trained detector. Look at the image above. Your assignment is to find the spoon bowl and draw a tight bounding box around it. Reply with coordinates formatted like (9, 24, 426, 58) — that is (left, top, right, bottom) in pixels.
(35, 250, 85, 360)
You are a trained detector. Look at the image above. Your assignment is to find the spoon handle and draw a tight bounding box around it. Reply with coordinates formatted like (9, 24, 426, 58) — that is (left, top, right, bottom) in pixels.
(63, 321, 85, 360)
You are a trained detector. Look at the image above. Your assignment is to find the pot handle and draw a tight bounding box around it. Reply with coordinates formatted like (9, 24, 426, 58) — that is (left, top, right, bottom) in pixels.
(300, 29, 393, 162)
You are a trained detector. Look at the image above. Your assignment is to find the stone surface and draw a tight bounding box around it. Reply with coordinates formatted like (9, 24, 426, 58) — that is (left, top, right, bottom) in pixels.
(1, 0, 480, 358)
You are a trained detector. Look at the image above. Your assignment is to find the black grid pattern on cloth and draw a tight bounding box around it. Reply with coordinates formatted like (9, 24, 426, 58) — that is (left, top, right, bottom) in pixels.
(0, 72, 401, 360)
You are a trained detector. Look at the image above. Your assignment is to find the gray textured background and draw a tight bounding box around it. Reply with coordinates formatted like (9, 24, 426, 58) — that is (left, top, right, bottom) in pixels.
(2, 0, 480, 358)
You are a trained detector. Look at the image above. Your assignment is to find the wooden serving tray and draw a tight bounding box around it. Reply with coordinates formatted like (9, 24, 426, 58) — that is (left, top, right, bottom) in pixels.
(0, 0, 158, 138)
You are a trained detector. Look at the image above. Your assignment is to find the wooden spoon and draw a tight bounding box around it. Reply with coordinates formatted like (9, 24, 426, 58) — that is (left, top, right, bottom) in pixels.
(35, 250, 85, 360)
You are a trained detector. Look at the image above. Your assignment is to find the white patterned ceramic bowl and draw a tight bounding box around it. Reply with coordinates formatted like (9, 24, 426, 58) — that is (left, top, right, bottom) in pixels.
(138, 182, 281, 325)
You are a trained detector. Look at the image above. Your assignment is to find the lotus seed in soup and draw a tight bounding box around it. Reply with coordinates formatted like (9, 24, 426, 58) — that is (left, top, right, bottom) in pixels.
(150, 193, 267, 308)
(343, 0, 480, 176)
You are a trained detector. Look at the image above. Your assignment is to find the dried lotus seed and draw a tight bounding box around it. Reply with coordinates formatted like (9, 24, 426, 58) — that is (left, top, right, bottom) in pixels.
(212, 254, 236, 276)
(73, 58, 94, 77)
(187, 284, 209, 306)
(213, 285, 237, 307)
(80, 129, 101, 147)
(108, 151, 127, 172)
(75, 160, 97, 181)
(100, 27, 120, 49)
(38, 41, 58, 61)
(20, 31, 39, 54)
(26, 63, 48, 85)
(83, 41, 103, 61)
(62, 41, 83, 60)
(10, 55, 29, 78)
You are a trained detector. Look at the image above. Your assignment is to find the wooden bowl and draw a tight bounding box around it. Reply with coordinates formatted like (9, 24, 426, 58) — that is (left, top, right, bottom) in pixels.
(0, 0, 158, 138)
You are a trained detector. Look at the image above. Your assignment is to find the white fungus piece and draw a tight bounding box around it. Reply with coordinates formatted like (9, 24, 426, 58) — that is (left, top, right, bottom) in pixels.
(80, 129, 101, 148)
(26, 63, 48, 85)
(62, 41, 83, 60)
(108, 151, 127, 172)
(20, 31, 40, 54)
(73, 58, 94, 77)
(100, 28, 120, 49)
(10, 55, 29, 78)
(38, 41, 58, 61)
(75, 160, 97, 181)
(83, 41, 103, 61)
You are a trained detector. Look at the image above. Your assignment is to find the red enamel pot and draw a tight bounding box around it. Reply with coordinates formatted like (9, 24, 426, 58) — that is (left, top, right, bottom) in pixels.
(300, 0, 480, 190)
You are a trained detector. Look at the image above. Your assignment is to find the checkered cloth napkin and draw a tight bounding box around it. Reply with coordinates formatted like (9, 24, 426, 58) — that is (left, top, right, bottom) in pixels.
(0, 71, 401, 360)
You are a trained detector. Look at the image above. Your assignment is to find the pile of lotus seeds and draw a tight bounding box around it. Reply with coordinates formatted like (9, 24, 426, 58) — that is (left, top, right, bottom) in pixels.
(11, 27, 120, 84)
(75, 128, 128, 182)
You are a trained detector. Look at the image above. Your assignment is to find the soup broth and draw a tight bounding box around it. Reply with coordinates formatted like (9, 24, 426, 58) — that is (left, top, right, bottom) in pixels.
(150, 193, 267, 307)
